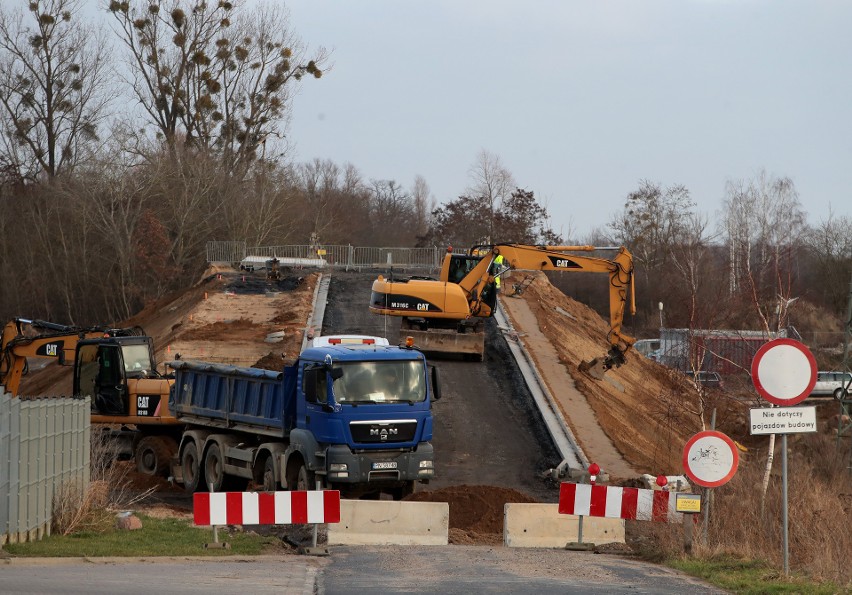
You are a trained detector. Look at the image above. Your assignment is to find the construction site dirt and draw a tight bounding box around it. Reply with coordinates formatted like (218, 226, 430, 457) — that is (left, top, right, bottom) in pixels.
(18, 266, 717, 545)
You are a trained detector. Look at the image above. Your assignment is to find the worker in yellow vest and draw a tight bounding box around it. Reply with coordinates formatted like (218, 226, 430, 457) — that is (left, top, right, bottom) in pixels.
(493, 254, 505, 292)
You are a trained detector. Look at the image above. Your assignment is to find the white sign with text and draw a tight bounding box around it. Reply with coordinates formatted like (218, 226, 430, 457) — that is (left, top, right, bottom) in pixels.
(749, 406, 817, 435)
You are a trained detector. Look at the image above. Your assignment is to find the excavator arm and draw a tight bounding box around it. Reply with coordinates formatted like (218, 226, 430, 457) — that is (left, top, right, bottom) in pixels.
(0, 318, 142, 396)
(466, 245, 636, 376)
(369, 243, 636, 374)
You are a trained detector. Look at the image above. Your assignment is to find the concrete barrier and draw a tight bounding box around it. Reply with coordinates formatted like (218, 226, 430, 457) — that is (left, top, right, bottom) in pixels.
(327, 500, 449, 546)
(503, 503, 625, 548)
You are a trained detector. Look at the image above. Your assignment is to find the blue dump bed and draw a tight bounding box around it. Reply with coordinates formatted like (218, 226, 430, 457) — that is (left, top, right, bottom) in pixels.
(169, 360, 296, 437)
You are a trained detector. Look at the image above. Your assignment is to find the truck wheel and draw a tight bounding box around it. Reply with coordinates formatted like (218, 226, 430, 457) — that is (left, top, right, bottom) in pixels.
(835, 387, 848, 401)
(181, 441, 205, 493)
(296, 464, 315, 491)
(262, 456, 277, 492)
(135, 436, 176, 476)
(204, 443, 227, 492)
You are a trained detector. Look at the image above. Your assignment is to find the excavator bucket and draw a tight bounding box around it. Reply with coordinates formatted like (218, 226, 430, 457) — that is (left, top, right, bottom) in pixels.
(401, 328, 485, 361)
(579, 347, 628, 380)
(579, 357, 608, 380)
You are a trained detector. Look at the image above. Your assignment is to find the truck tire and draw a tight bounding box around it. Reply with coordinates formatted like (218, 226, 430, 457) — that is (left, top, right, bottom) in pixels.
(135, 436, 176, 476)
(262, 456, 277, 492)
(181, 441, 205, 493)
(835, 387, 848, 401)
(296, 463, 315, 491)
(204, 443, 227, 492)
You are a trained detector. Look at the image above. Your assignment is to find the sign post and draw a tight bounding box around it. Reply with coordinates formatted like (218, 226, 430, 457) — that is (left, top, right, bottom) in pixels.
(750, 338, 818, 576)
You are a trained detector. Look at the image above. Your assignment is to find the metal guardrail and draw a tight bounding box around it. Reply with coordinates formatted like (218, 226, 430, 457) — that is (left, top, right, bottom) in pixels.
(0, 392, 90, 544)
(206, 242, 442, 271)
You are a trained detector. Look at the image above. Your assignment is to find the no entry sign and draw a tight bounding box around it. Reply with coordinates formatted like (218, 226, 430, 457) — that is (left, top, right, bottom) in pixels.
(751, 338, 817, 406)
(682, 430, 739, 488)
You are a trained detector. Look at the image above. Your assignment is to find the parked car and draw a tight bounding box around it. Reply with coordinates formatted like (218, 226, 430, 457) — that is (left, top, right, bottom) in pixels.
(810, 371, 852, 400)
(682, 370, 724, 389)
(633, 339, 661, 357)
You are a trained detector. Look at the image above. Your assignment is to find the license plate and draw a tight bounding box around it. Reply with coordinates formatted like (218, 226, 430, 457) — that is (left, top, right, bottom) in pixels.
(372, 461, 398, 470)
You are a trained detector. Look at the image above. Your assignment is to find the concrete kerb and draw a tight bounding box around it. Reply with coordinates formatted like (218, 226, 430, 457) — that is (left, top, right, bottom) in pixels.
(302, 273, 331, 351)
(494, 301, 587, 469)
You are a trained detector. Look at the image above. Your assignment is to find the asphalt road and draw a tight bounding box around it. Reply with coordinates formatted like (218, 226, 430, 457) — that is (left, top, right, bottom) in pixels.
(322, 270, 562, 501)
(0, 548, 725, 594)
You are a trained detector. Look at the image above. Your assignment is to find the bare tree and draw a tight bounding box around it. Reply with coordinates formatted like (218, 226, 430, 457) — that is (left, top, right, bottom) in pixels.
(466, 149, 515, 242)
(411, 174, 433, 241)
(805, 209, 852, 313)
(722, 170, 807, 329)
(367, 179, 416, 246)
(108, 0, 326, 177)
(607, 180, 695, 273)
(722, 169, 807, 511)
(0, 0, 113, 180)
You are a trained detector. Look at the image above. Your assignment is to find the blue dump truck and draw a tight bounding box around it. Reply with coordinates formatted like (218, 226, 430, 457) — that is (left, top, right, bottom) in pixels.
(168, 336, 440, 499)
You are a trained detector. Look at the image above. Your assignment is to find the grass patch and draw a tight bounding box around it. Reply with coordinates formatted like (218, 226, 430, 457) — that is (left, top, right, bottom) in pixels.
(3, 515, 282, 558)
(668, 555, 845, 594)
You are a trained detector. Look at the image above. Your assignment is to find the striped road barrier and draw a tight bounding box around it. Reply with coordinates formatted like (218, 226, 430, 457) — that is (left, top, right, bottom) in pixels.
(559, 482, 685, 524)
(193, 491, 341, 526)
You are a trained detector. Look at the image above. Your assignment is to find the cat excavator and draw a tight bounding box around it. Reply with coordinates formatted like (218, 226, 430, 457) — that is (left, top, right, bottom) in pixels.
(1, 318, 180, 475)
(369, 244, 636, 377)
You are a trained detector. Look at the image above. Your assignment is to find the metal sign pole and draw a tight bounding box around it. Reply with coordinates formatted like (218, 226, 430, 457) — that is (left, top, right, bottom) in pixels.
(782, 433, 789, 576)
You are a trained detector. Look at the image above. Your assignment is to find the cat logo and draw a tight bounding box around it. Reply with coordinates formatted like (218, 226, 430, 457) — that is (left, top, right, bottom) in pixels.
(416, 303, 430, 311)
(45, 343, 58, 357)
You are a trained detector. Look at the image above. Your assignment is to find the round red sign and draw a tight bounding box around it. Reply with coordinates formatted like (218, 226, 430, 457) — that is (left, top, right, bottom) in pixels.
(683, 430, 739, 488)
(751, 338, 817, 406)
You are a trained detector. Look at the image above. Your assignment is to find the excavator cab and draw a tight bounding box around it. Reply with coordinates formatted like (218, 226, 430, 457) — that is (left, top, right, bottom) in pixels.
(74, 336, 157, 417)
(445, 254, 482, 284)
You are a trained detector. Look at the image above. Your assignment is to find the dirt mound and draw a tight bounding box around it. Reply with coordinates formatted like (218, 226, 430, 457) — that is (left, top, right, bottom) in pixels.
(503, 272, 706, 474)
(407, 485, 538, 544)
(18, 267, 319, 395)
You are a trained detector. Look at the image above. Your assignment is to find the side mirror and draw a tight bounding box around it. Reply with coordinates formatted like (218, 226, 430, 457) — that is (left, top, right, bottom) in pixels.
(430, 365, 442, 401)
(329, 367, 343, 380)
(303, 368, 318, 403)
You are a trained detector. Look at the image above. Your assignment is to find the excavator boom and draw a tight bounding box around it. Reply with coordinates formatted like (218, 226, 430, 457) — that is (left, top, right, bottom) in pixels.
(369, 243, 636, 373)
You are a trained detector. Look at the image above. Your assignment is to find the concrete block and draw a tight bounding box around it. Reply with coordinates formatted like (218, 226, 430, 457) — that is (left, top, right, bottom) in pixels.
(327, 500, 449, 546)
(503, 503, 625, 548)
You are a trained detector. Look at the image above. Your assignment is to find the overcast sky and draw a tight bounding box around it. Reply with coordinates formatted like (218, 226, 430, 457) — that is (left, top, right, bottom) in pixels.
(283, 0, 852, 240)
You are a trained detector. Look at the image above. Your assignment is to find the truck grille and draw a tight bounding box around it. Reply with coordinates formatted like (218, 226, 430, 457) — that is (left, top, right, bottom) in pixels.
(350, 420, 417, 443)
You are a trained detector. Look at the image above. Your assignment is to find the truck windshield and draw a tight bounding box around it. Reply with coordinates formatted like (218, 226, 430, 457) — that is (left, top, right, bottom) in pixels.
(121, 344, 153, 375)
(332, 361, 426, 404)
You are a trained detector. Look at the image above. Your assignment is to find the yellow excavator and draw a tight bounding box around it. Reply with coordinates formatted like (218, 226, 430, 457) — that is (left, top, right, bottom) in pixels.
(369, 244, 636, 376)
(1, 318, 180, 475)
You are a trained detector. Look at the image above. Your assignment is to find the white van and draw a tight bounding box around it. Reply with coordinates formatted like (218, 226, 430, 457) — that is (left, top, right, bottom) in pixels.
(811, 371, 852, 400)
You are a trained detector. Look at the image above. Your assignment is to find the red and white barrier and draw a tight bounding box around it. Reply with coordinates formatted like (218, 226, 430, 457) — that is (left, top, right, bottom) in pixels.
(193, 491, 341, 526)
(558, 483, 684, 524)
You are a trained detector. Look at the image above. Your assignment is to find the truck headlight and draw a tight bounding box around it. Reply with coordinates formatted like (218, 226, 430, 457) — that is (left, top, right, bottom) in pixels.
(329, 463, 348, 471)
(419, 460, 433, 469)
